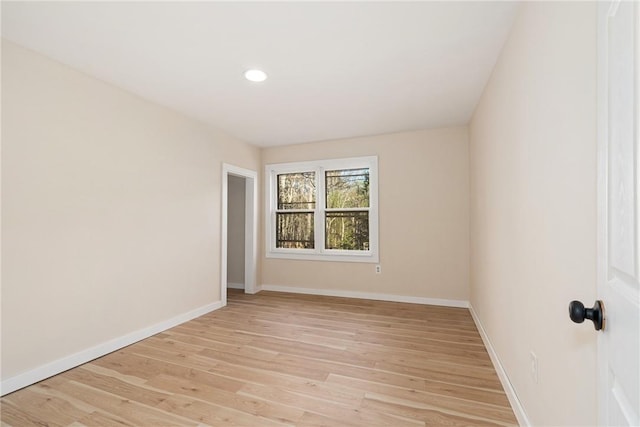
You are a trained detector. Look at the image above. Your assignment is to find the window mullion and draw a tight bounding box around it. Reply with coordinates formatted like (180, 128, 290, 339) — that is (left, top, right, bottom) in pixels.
(270, 170, 277, 252)
(315, 166, 324, 254)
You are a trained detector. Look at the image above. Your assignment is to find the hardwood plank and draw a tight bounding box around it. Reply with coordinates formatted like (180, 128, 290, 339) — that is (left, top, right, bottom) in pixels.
(73, 411, 136, 427)
(98, 348, 243, 394)
(1, 386, 92, 426)
(158, 329, 281, 360)
(363, 391, 515, 426)
(297, 409, 427, 427)
(374, 360, 504, 390)
(325, 374, 515, 424)
(237, 383, 421, 426)
(154, 394, 293, 427)
(350, 342, 495, 369)
(361, 396, 506, 427)
(49, 380, 198, 426)
(148, 373, 305, 425)
(61, 367, 172, 407)
(1, 290, 517, 426)
(296, 411, 364, 427)
(0, 400, 55, 427)
(197, 347, 331, 382)
(203, 361, 366, 408)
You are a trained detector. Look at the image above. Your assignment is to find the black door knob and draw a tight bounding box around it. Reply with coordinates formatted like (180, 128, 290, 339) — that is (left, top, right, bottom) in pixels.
(569, 300, 605, 331)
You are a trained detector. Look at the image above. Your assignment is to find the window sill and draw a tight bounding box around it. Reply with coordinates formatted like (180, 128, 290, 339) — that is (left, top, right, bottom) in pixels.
(266, 250, 379, 263)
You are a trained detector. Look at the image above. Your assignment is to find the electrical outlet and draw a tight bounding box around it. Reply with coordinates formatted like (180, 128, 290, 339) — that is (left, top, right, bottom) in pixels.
(375, 265, 382, 274)
(530, 351, 539, 383)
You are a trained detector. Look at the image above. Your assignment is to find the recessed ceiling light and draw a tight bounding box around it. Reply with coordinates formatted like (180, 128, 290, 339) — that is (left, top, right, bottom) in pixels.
(244, 69, 267, 82)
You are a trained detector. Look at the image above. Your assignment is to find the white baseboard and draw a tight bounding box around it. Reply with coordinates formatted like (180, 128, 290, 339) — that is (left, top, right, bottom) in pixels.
(246, 284, 262, 295)
(259, 284, 469, 308)
(226, 282, 245, 290)
(1, 300, 224, 396)
(469, 304, 531, 427)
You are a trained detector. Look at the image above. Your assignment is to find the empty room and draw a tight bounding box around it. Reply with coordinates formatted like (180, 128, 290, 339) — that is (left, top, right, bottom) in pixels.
(1, 1, 639, 426)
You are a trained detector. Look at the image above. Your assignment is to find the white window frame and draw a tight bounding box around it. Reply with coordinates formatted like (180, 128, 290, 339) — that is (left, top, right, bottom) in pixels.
(265, 156, 379, 263)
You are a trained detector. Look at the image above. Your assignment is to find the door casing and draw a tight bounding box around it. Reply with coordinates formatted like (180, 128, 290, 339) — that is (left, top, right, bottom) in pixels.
(221, 163, 258, 305)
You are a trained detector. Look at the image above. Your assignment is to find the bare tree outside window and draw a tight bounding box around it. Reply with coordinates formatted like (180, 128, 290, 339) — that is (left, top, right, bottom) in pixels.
(325, 168, 370, 250)
(276, 172, 315, 248)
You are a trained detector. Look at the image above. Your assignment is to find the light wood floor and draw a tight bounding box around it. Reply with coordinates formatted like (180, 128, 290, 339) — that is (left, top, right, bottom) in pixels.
(1, 290, 517, 426)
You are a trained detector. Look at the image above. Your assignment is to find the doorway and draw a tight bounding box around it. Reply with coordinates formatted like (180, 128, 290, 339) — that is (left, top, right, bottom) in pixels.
(221, 164, 258, 306)
(227, 175, 246, 291)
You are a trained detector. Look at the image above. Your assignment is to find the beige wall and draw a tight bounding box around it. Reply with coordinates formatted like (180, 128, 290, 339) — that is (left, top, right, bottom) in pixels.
(1, 40, 260, 380)
(261, 127, 470, 302)
(469, 2, 597, 425)
(227, 175, 246, 285)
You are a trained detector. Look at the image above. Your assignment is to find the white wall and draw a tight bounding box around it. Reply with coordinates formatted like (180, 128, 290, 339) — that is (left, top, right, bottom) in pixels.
(227, 175, 246, 286)
(469, 3, 597, 425)
(261, 127, 470, 303)
(1, 40, 260, 386)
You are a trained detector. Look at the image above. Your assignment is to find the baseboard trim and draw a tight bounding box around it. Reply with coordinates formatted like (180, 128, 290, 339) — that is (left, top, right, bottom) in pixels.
(1, 300, 224, 396)
(227, 282, 245, 290)
(469, 304, 531, 427)
(246, 284, 262, 295)
(259, 284, 469, 308)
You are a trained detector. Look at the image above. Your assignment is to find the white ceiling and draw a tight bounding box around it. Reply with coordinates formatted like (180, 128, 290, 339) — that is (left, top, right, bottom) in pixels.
(1, 1, 519, 147)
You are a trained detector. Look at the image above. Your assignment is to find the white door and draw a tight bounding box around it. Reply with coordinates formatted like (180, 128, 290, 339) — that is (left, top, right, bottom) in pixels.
(597, 1, 640, 425)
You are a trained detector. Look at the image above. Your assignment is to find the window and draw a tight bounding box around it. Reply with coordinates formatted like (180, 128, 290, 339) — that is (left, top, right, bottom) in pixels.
(266, 156, 378, 262)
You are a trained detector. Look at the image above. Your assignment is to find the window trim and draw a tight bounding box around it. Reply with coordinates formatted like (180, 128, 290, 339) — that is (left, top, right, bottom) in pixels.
(265, 156, 379, 263)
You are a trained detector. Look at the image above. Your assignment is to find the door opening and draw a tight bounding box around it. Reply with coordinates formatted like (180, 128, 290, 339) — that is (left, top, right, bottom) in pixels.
(227, 175, 246, 291)
(221, 164, 258, 306)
